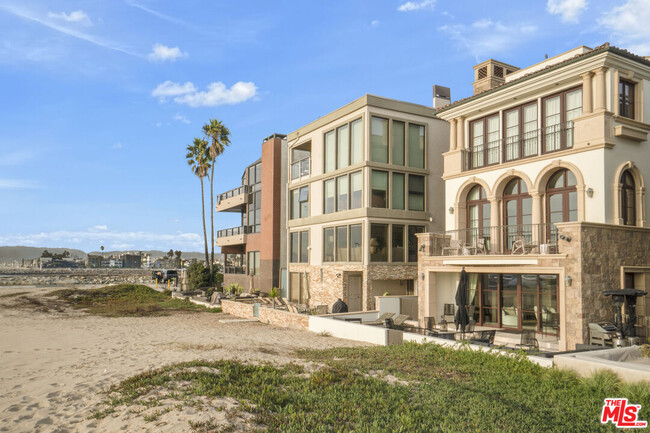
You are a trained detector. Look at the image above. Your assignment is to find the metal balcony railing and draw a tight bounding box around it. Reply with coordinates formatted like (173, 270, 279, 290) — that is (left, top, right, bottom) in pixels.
(223, 265, 245, 274)
(217, 185, 248, 204)
(463, 122, 575, 171)
(429, 223, 559, 256)
(217, 225, 248, 238)
(290, 157, 310, 180)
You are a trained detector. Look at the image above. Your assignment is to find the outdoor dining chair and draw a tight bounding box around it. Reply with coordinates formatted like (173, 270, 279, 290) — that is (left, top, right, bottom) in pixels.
(515, 329, 539, 351)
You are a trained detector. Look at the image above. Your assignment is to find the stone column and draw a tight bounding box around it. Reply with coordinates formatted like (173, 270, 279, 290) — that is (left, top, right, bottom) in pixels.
(457, 116, 465, 150)
(581, 72, 593, 114)
(489, 197, 500, 253)
(449, 118, 457, 151)
(531, 192, 543, 245)
(594, 67, 608, 112)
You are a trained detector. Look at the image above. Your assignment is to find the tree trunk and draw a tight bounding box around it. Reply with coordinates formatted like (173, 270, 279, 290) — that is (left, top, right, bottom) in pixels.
(209, 165, 215, 284)
(200, 178, 209, 268)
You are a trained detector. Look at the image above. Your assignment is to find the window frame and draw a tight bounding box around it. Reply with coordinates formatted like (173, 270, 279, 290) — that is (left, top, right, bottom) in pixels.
(545, 169, 578, 225)
(619, 79, 636, 120)
(502, 102, 538, 162)
(289, 231, 309, 263)
(470, 114, 500, 169)
(541, 86, 582, 154)
(324, 117, 364, 173)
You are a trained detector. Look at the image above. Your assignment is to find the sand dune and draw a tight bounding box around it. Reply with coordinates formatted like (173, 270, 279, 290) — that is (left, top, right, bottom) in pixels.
(0, 286, 368, 432)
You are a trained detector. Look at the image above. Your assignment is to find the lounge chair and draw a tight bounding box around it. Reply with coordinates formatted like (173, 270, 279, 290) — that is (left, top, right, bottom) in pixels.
(442, 239, 464, 256)
(471, 330, 496, 345)
(588, 323, 617, 347)
(515, 330, 539, 351)
(392, 314, 410, 326)
(466, 238, 487, 255)
(363, 313, 396, 325)
(511, 235, 538, 255)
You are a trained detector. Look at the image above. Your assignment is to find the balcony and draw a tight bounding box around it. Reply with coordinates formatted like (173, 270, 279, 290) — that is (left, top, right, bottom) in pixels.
(427, 223, 560, 256)
(216, 225, 249, 247)
(463, 122, 574, 171)
(216, 185, 248, 212)
(290, 157, 310, 180)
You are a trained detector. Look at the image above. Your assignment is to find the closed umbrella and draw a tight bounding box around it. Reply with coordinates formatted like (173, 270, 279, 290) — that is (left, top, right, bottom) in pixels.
(455, 269, 469, 332)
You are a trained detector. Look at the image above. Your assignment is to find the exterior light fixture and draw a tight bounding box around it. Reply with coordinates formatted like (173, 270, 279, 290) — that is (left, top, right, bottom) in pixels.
(586, 188, 594, 197)
(565, 275, 572, 287)
(420, 273, 425, 281)
(559, 234, 572, 242)
(448, 206, 454, 214)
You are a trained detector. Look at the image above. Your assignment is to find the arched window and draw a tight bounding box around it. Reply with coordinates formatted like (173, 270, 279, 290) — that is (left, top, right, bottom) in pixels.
(503, 178, 532, 249)
(621, 170, 636, 226)
(466, 185, 490, 246)
(546, 169, 577, 224)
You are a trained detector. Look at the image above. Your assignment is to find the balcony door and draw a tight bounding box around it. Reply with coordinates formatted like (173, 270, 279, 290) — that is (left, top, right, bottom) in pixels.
(503, 178, 532, 250)
(466, 185, 491, 249)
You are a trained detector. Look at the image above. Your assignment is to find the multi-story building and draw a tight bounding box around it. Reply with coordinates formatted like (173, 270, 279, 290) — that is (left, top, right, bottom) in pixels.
(216, 134, 287, 293)
(417, 44, 650, 350)
(286, 94, 448, 312)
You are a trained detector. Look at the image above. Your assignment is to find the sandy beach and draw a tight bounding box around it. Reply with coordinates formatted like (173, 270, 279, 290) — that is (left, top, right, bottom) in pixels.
(0, 286, 368, 432)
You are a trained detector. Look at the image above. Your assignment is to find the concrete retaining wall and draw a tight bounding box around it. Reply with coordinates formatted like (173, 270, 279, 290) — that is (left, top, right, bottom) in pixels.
(308, 316, 402, 346)
(0, 268, 153, 286)
(220, 300, 309, 330)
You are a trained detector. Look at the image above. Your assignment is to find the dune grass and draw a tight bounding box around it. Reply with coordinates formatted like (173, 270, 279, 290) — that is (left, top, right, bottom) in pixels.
(96, 342, 650, 432)
(51, 284, 220, 317)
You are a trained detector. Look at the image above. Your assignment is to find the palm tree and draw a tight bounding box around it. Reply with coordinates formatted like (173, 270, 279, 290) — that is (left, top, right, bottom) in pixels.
(202, 118, 231, 281)
(186, 137, 211, 268)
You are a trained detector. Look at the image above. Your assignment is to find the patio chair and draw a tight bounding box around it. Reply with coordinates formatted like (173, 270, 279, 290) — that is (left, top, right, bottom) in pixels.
(363, 312, 396, 325)
(471, 330, 496, 345)
(588, 323, 617, 347)
(511, 235, 538, 255)
(515, 330, 539, 351)
(392, 314, 410, 326)
(466, 238, 487, 255)
(442, 239, 464, 256)
(458, 318, 476, 340)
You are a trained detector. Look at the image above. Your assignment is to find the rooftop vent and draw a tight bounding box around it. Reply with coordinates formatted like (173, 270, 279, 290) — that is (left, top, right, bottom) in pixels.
(432, 85, 451, 109)
(472, 59, 520, 95)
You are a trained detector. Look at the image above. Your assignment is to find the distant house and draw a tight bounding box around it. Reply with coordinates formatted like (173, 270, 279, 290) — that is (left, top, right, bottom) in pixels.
(86, 254, 102, 268)
(121, 254, 142, 268)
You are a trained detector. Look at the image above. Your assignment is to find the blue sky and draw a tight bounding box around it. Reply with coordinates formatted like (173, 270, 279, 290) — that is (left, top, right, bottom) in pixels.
(1, 0, 648, 253)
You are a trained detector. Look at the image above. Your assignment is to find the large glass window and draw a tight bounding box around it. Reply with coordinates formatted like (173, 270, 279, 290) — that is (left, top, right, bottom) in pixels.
(349, 224, 362, 262)
(247, 251, 260, 276)
(467, 185, 491, 247)
(470, 115, 499, 168)
(621, 170, 637, 226)
(370, 117, 388, 163)
(392, 120, 405, 166)
(370, 224, 388, 262)
(371, 170, 388, 208)
(337, 175, 349, 212)
(504, 103, 538, 161)
(350, 119, 363, 164)
(392, 225, 404, 262)
(324, 130, 335, 173)
(323, 228, 334, 262)
(324, 179, 335, 214)
(407, 123, 425, 168)
(336, 226, 348, 261)
(619, 80, 635, 119)
(350, 171, 363, 209)
(408, 225, 424, 262)
(337, 124, 349, 169)
(392, 173, 405, 210)
(546, 169, 577, 225)
(504, 178, 532, 250)
(543, 88, 581, 153)
(290, 186, 309, 220)
(290, 231, 309, 263)
(408, 175, 425, 211)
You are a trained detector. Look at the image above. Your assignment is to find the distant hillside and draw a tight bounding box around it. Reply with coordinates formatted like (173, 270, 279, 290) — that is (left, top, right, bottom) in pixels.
(0, 246, 87, 263)
(0, 246, 216, 263)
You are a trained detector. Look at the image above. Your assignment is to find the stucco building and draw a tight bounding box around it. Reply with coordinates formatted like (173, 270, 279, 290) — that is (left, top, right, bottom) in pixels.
(286, 94, 449, 312)
(216, 134, 287, 293)
(417, 44, 650, 350)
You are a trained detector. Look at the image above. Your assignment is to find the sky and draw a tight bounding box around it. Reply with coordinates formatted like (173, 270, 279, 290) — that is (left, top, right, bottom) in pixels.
(1, 0, 649, 253)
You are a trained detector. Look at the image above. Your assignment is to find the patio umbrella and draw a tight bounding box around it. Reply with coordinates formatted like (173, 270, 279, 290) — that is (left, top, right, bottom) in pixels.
(455, 269, 469, 332)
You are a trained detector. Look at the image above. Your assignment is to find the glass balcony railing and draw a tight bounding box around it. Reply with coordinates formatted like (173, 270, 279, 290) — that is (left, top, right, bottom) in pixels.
(290, 157, 310, 180)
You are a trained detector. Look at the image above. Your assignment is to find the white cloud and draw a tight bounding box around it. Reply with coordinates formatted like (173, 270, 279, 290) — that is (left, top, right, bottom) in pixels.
(0, 150, 35, 166)
(147, 43, 187, 62)
(370, 20, 380, 27)
(546, 0, 587, 23)
(90, 225, 108, 231)
(439, 19, 537, 61)
(152, 81, 257, 107)
(151, 80, 196, 101)
(398, 0, 436, 12)
(47, 10, 92, 26)
(599, 0, 650, 55)
(111, 142, 123, 150)
(173, 114, 190, 124)
(0, 179, 38, 189)
(0, 229, 204, 251)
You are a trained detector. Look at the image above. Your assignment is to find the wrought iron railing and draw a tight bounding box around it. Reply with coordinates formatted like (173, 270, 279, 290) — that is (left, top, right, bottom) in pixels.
(463, 122, 575, 171)
(290, 157, 310, 180)
(217, 185, 248, 204)
(429, 223, 559, 256)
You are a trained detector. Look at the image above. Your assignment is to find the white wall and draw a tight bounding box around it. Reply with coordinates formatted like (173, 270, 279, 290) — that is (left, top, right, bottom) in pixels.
(308, 316, 403, 345)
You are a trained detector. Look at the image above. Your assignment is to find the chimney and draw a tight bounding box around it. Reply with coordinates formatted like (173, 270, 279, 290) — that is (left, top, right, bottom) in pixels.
(432, 85, 451, 109)
(472, 59, 520, 95)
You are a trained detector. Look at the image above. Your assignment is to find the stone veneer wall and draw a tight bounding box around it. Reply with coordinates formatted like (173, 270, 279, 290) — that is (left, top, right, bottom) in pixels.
(558, 222, 650, 347)
(288, 263, 418, 312)
(220, 299, 309, 330)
